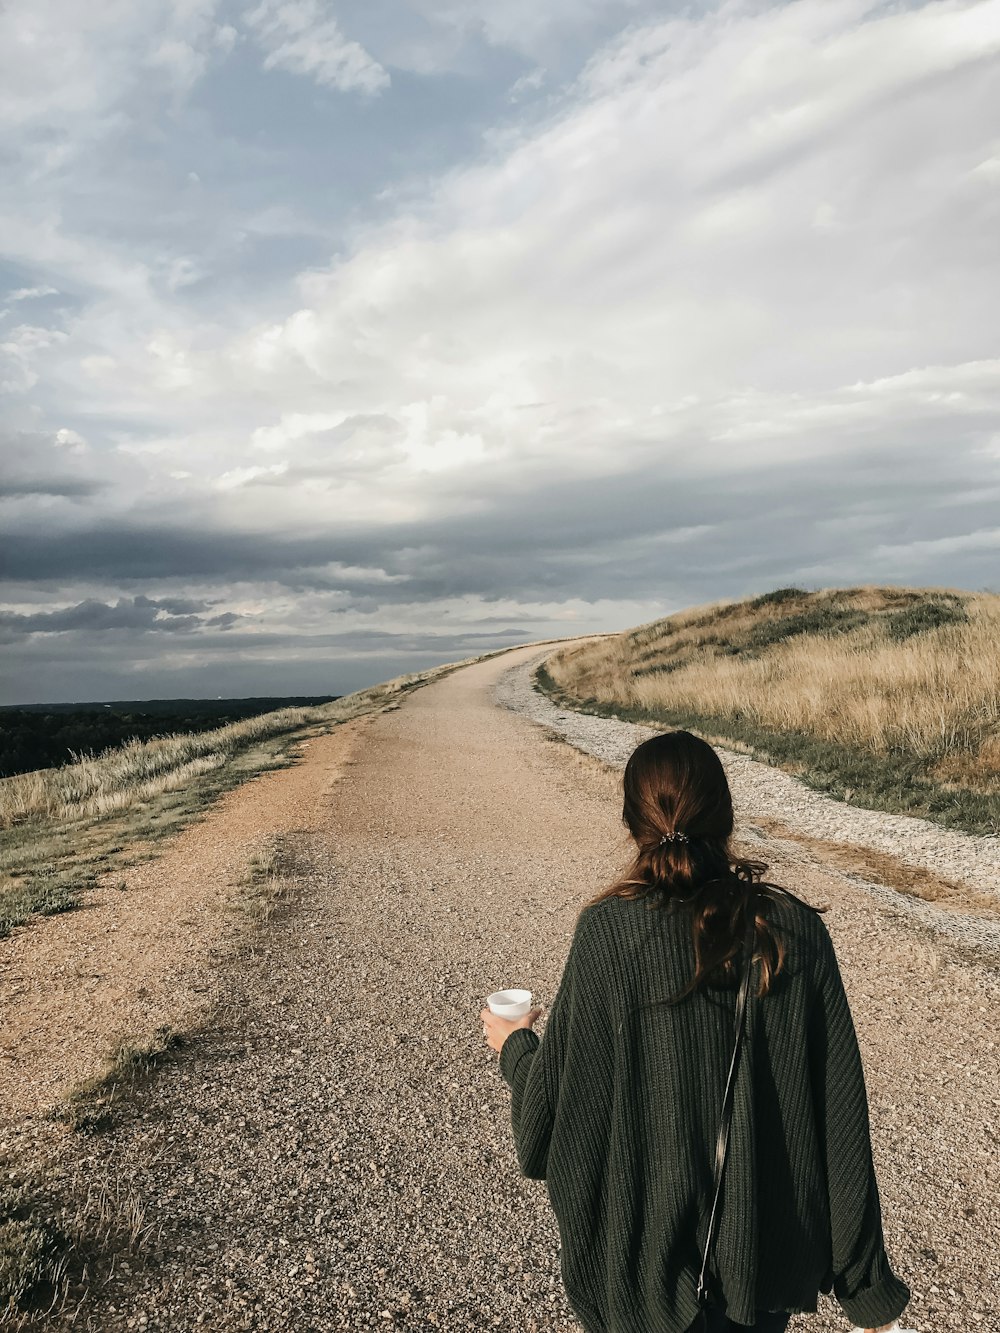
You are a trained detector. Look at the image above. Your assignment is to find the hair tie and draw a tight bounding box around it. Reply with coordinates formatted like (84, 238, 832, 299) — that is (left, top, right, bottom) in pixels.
(659, 831, 689, 845)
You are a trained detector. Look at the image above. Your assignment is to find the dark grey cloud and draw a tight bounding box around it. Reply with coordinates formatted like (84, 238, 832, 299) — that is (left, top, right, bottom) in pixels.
(0, 476, 101, 499)
(2, 429, 996, 609)
(152, 595, 214, 615)
(0, 594, 241, 641)
(0, 618, 549, 705)
(0, 429, 105, 504)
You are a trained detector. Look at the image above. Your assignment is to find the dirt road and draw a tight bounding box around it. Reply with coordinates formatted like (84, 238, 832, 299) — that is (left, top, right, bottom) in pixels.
(12, 644, 999, 1331)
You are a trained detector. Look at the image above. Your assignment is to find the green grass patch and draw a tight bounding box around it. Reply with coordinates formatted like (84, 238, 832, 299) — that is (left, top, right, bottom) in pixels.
(883, 596, 968, 641)
(49, 1025, 186, 1133)
(744, 605, 872, 650)
(747, 586, 809, 609)
(0, 1181, 69, 1319)
(0, 1159, 163, 1323)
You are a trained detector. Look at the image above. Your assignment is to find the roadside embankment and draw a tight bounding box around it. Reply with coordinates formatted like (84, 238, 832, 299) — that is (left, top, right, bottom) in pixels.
(495, 646, 1000, 968)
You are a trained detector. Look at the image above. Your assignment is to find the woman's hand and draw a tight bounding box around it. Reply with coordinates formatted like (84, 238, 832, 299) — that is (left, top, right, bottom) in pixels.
(480, 1004, 543, 1055)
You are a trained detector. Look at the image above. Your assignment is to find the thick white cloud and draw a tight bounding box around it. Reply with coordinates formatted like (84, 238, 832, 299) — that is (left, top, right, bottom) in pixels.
(0, 0, 229, 133)
(0, 323, 69, 393)
(224, 0, 1000, 481)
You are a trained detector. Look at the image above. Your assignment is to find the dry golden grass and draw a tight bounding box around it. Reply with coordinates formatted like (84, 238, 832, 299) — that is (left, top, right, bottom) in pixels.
(3, 688, 399, 830)
(541, 586, 1000, 830)
(233, 833, 298, 929)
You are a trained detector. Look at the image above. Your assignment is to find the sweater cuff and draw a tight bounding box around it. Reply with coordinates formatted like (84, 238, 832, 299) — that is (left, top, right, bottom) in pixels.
(499, 1026, 539, 1088)
(837, 1268, 911, 1328)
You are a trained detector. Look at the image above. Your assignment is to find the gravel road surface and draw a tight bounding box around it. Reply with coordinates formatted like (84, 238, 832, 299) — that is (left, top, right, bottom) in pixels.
(23, 644, 1000, 1333)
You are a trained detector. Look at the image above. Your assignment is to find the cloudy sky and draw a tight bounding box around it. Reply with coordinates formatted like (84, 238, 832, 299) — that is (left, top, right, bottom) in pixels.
(2, 0, 999, 703)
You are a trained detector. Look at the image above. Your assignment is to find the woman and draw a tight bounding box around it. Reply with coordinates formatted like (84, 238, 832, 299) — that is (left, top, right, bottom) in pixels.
(481, 730, 912, 1333)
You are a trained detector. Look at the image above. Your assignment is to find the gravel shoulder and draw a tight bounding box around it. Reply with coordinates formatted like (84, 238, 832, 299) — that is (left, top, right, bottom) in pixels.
(9, 642, 999, 1332)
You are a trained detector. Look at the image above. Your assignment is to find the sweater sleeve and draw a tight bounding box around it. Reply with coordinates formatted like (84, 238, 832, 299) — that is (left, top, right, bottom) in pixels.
(497, 908, 587, 1181)
(809, 921, 911, 1329)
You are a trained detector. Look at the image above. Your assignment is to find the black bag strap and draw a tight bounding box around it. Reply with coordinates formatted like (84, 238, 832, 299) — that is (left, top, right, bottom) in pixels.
(695, 898, 757, 1308)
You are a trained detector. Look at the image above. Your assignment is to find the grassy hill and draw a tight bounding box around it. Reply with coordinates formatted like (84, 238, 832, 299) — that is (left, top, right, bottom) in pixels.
(536, 586, 1000, 836)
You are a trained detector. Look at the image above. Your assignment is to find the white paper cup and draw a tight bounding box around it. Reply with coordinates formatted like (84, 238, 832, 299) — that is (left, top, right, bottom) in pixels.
(487, 988, 532, 1019)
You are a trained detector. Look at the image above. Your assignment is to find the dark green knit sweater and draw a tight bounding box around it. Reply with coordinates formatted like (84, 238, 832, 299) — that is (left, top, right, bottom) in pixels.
(498, 887, 911, 1333)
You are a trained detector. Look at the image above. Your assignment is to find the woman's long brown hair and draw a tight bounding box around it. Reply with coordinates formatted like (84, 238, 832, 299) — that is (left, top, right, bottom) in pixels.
(584, 729, 827, 1003)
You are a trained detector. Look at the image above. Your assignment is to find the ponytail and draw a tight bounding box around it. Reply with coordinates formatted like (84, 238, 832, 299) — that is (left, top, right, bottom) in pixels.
(583, 730, 827, 1001)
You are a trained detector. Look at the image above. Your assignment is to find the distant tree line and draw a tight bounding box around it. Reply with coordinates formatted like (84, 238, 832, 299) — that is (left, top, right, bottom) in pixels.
(0, 697, 340, 778)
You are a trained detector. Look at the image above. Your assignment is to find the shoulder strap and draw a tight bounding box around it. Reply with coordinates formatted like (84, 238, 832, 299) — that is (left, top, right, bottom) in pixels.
(695, 899, 757, 1308)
